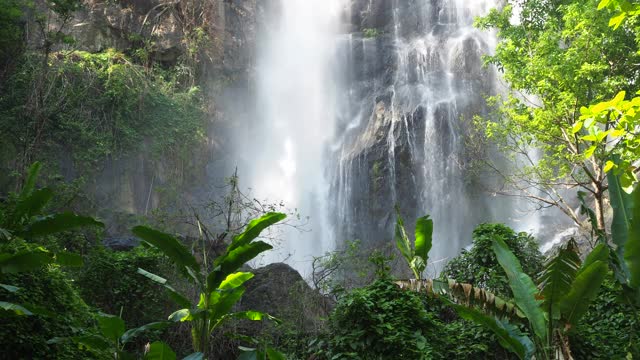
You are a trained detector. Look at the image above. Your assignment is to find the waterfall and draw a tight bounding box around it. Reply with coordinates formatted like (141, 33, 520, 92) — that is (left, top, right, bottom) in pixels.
(328, 0, 517, 274)
(239, 0, 345, 276)
(241, 0, 543, 276)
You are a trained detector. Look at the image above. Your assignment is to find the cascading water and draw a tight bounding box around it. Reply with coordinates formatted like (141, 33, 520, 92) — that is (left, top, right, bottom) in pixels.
(328, 0, 533, 273)
(239, 0, 345, 276)
(242, 0, 542, 276)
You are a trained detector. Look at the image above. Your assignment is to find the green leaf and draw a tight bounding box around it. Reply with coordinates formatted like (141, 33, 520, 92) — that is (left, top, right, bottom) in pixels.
(571, 121, 583, 134)
(19, 162, 42, 200)
(70, 334, 111, 351)
(266, 347, 287, 360)
(558, 261, 608, 327)
(0, 283, 19, 293)
(492, 237, 547, 342)
(14, 188, 53, 220)
(610, 12, 626, 29)
(132, 226, 200, 276)
(229, 212, 286, 251)
(224, 310, 280, 324)
(144, 341, 176, 360)
(97, 313, 126, 343)
(209, 287, 246, 326)
(25, 212, 104, 238)
(121, 321, 172, 345)
(219, 272, 254, 290)
(447, 300, 533, 359)
(394, 208, 413, 265)
(598, 0, 611, 10)
(414, 215, 433, 266)
(137, 268, 191, 308)
(580, 243, 610, 274)
(608, 159, 634, 253)
(0, 301, 33, 315)
(168, 309, 190, 322)
(0, 249, 52, 273)
(209, 241, 272, 290)
(604, 160, 615, 173)
(625, 184, 640, 289)
(182, 353, 204, 360)
(538, 240, 581, 320)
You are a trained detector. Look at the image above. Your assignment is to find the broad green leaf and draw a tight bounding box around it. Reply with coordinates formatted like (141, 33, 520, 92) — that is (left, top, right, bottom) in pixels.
(210, 287, 246, 326)
(447, 300, 533, 359)
(0, 249, 52, 273)
(25, 212, 104, 237)
(538, 240, 581, 320)
(182, 353, 204, 360)
(238, 351, 259, 360)
(14, 188, 53, 221)
(121, 321, 172, 345)
(492, 237, 547, 342)
(266, 347, 287, 360)
(410, 256, 426, 275)
(144, 341, 176, 360)
(559, 261, 608, 327)
(70, 334, 111, 351)
(0, 283, 19, 293)
(137, 268, 191, 308)
(394, 208, 413, 264)
(230, 212, 286, 251)
(580, 243, 610, 274)
(608, 159, 634, 253)
(21, 302, 53, 317)
(224, 310, 280, 324)
(133, 226, 199, 275)
(0, 301, 33, 315)
(219, 272, 254, 290)
(209, 241, 272, 290)
(168, 309, 190, 322)
(625, 184, 640, 289)
(97, 313, 126, 342)
(414, 215, 433, 266)
(19, 162, 42, 200)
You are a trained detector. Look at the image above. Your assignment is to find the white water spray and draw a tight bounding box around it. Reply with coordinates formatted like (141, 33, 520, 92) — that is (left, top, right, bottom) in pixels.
(242, 0, 345, 276)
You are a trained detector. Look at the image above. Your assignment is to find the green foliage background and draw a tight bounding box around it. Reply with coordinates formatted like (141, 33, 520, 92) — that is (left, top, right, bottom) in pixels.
(441, 223, 543, 298)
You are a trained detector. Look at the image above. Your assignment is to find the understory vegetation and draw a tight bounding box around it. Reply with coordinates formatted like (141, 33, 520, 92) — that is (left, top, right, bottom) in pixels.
(1, 0, 640, 359)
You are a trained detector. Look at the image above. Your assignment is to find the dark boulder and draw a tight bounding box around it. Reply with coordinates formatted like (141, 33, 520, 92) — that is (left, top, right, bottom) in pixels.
(240, 263, 332, 333)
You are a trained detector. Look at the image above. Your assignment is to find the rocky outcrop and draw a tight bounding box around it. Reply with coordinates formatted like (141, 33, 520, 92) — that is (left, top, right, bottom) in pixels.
(24, 1, 260, 236)
(240, 263, 332, 333)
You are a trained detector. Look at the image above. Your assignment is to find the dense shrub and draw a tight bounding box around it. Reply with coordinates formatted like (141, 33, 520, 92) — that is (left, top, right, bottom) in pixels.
(431, 297, 518, 360)
(0, 49, 206, 188)
(441, 223, 543, 298)
(76, 246, 172, 328)
(0, 260, 97, 358)
(317, 279, 444, 360)
(570, 278, 640, 359)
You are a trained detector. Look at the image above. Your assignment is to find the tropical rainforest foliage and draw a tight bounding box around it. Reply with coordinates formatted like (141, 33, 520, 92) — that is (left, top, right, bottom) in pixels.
(1, 0, 640, 359)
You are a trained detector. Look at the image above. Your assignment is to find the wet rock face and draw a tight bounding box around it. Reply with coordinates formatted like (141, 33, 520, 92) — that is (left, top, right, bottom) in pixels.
(329, 0, 499, 259)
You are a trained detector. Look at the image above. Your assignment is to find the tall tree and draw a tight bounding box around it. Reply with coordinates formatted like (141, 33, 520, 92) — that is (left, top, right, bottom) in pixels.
(473, 0, 640, 231)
